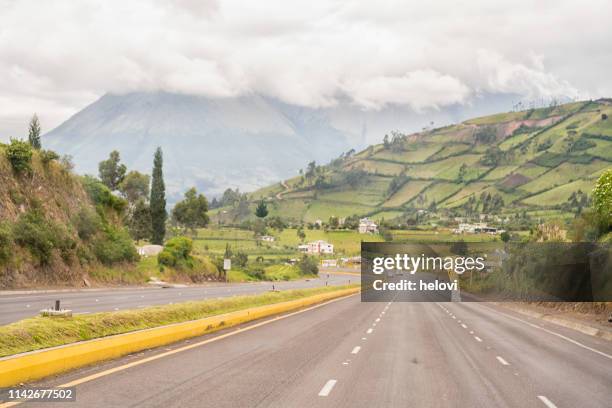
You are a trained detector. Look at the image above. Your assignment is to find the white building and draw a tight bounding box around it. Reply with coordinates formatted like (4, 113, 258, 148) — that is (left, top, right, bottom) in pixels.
(358, 218, 378, 234)
(298, 240, 334, 255)
(453, 223, 503, 235)
(259, 235, 275, 242)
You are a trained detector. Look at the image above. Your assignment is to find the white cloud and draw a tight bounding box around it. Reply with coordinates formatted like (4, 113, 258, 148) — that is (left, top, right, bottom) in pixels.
(1, 0, 611, 137)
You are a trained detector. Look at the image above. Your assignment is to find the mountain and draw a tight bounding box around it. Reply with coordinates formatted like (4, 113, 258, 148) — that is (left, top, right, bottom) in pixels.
(215, 99, 612, 224)
(43, 92, 355, 201)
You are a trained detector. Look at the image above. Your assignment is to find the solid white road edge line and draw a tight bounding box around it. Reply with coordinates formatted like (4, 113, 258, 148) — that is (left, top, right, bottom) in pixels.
(481, 304, 612, 360)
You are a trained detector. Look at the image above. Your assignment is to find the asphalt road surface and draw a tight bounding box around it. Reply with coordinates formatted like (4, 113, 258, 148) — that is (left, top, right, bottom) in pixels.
(9, 295, 612, 408)
(0, 272, 356, 325)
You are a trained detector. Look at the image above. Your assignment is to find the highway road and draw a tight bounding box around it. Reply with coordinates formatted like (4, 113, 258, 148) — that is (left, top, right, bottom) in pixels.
(0, 272, 356, 325)
(9, 295, 612, 408)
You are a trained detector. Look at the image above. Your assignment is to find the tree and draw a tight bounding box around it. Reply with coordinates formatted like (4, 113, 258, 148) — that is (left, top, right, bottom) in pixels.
(98, 150, 127, 190)
(119, 171, 150, 204)
(255, 200, 268, 218)
(150, 147, 167, 245)
(128, 199, 152, 243)
(28, 114, 41, 149)
(297, 226, 306, 242)
(328, 216, 339, 229)
(172, 187, 210, 233)
(592, 169, 612, 236)
(500, 231, 511, 243)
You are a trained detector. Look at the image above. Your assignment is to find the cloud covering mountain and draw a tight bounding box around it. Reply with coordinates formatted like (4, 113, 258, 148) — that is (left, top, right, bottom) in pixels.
(3, 0, 611, 138)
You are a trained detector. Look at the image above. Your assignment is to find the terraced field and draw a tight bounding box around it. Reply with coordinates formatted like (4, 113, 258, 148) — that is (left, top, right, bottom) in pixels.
(218, 100, 612, 224)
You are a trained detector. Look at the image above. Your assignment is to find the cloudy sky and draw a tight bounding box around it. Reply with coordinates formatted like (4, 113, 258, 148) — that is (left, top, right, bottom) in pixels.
(1, 0, 611, 138)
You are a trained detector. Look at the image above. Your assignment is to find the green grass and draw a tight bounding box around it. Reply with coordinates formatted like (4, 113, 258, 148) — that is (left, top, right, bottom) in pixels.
(372, 143, 442, 163)
(390, 229, 499, 242)
(520, 160, 607, 193)
(383, 180, 432, 207)
(348, 159, 405, 175)
(303, 201, 373, 223)
(417, 182, 462, 206)
(481, 166, 519, 181)
(522, 179, 597, 206)
(0, 285, 357, 357)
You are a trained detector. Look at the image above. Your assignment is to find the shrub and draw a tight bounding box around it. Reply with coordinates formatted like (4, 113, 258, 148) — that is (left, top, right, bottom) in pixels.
(40, 149, 60, 166)
(82, 175, 127, 213)
(6, 139, 33, 174)
(158, 237, 194, 269)
(92, 226, 138, 265)
(0, 223, 13, 265)
(13, 210, 66, 265)
(73, 208, 102, 241)
(233, 250, 248, 268)
(297, 255, 319, 276)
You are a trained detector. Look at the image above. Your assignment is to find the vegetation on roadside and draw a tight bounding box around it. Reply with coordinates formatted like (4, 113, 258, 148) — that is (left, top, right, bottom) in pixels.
(0, 285, 358, 357)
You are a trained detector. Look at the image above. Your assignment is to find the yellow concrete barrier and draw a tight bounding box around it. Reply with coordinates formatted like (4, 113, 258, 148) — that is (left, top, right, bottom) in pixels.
(0, 287, 359, 387)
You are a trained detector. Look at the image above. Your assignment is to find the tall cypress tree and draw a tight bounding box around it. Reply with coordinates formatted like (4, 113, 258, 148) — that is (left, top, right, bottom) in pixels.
(150, 147, 167, 245)
(28, 114, 41, 149)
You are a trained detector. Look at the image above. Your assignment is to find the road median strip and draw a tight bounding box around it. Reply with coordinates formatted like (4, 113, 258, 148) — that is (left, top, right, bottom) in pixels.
(0, 286, 359, 387)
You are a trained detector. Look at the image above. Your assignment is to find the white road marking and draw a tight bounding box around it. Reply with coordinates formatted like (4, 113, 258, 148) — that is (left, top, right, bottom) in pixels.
(461, 324, 468, 329)
(351, 346, 361, 354)
(376, 318, 380, 322)
(26, 305, 30, 308)
(319, 379, 337, 397)
(537, 395, 558, 408)
(452, 316, 456, 319)
(474, 336, 483, 342)
(367, 328, 373, 334)
(469, 331, 474, 334)
(361, 337, 367, 340)
(496, 356, 510, 365)
(482, 305, 612, 360)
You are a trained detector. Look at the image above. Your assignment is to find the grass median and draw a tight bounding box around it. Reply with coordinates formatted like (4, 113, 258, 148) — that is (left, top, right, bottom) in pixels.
(0, 284, 358, 358)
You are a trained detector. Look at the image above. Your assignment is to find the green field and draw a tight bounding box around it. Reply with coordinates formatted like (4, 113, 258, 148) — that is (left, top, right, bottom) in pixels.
(220, 99, 611, 224)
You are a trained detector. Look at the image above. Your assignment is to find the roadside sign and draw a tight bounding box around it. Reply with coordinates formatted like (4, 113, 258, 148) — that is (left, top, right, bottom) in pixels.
(223, 258, 231, 270)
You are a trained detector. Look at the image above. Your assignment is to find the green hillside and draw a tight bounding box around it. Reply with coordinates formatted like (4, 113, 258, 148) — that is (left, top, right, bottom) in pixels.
(213, 99, 612, 224)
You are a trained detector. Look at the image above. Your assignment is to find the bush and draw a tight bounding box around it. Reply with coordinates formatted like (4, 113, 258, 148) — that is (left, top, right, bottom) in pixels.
(82, 176, 127, 213)
(233, 250, 248, 268)
(92, 226, 139, 265)
(13, 210, 69, 266)
(40, 149, 60, 166)
(297, 255, 319, 276)
(74, 208, 102, 241)
(0, 223, 13, 265)
(6, 139, 33, 174)
(158, 237, 194, 268)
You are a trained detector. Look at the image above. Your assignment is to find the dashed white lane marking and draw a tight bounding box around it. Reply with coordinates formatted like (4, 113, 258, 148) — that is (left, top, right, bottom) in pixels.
(318, 379, 337, 397)
(469, 331, 474, 334)
(461, 324, 468, 329)
(452, 316, 456, 319)
(375, 318, 380, 322)
(361, 337, 367, 340)
(367, 328, 373, 334)
(537, 395, 558, 408)
(496, 356, 510, 365)
(474, 336, 483, 342)
(351, 346, 361, 354)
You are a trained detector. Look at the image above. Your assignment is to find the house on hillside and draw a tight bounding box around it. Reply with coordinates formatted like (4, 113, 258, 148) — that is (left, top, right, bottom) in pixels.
(453, 223, 503, 235)
(358, 218, 378, 234)
(298, 240, 334, 255)
(259, 235, 275, 242)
